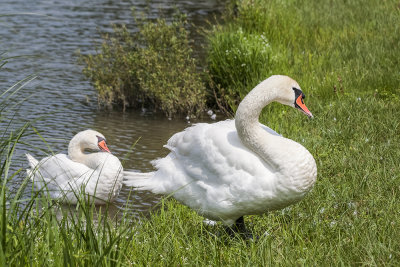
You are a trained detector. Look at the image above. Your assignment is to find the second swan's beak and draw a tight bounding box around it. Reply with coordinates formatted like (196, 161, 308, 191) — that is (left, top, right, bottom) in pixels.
(98, 139, 111, 153)
(295, 94, 313, 118)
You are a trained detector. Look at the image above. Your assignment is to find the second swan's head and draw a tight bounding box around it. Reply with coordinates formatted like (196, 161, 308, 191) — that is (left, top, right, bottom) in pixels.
(70, 129, 111, 153)
(269, 75, 313, 118)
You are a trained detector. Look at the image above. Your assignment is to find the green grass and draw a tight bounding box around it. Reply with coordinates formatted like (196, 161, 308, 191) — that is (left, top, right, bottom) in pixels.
(1, 0, 400, 265)
(1, 101, 399, 264)
(206, 0, 400, 111)
(1, 89, 399, 265)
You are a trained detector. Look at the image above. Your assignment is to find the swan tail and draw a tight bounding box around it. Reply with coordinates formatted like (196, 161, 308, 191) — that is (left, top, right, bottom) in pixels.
(26, 153, 39, 168)
(123, 170, 155, 188)
(26, 153, 39, 179)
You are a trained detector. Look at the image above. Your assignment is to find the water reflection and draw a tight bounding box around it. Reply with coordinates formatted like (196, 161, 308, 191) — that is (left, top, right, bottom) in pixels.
(1, 0, 226, 216)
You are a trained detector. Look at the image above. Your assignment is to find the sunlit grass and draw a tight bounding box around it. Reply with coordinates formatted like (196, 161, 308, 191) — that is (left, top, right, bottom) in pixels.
(206, 0, 400, 110)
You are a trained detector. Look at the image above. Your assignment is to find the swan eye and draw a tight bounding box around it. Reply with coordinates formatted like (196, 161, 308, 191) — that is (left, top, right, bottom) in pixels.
(292, 87, 313, 117)
(292, 88, 306, 101)
(96, 135, 111, 153)
(300, 94, 305, 104)
(96, 135, 106, 143)
(292, 87, 304, 101)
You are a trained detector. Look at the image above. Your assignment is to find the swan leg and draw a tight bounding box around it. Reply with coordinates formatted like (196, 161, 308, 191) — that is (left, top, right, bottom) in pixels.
(225, 216, 253, 239)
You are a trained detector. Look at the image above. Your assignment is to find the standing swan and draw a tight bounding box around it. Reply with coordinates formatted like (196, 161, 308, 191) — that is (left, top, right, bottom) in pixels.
(124, 75, 317, 235)
(26, 129, 124, 204)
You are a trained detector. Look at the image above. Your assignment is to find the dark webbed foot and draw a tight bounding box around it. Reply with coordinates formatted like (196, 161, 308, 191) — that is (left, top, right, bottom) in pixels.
(224, 216, 255, 240)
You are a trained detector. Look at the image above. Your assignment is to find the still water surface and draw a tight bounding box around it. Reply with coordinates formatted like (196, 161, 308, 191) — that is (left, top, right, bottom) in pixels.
(0, 0, 226, 216)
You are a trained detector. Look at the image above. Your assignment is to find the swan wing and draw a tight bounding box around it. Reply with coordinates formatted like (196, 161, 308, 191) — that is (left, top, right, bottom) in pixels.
(29, 154, 93, 197)
(80, 153, 124, 202)
(126, 120, 281, 193)
(30, 153, 124, 202)
(165, 120, 276, 184)
(135, 120, 278, 221)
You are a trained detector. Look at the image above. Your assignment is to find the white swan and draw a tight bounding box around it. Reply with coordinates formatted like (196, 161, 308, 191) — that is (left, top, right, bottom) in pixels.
(124, 75, 317, 234)
(26, 129, 124, 204)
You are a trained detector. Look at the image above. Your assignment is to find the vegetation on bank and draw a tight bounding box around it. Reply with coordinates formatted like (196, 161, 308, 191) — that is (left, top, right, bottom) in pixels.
(81, 13, 206, 118)
(206, 0, 400, 111)
(1, 0, 400, 265)
(82, 0, 400, 117)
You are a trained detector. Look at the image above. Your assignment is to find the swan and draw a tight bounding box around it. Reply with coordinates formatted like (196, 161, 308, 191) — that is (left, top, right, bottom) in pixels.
(124, 75, 317, 235)
(26, 129, 124, 204)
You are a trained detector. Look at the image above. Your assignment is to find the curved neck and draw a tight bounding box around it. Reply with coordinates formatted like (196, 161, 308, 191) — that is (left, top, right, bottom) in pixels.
(68, 137, 86, 162)
(68, 142, 104, 169)
(235, 81, 281, 170)
(235, 81, 278, 127)
(68, 137, 99, 168)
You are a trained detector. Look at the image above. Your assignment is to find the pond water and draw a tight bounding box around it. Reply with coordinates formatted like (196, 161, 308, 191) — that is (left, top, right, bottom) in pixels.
(0, 0, 226, 217)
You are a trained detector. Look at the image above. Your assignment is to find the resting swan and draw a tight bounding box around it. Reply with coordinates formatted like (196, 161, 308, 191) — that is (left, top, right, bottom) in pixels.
(26, 129, 124, 204)
(124, 75, 317, 235)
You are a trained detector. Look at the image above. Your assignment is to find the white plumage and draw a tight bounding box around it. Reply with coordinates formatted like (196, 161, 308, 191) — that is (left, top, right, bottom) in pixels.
(27, 129, 123, 204)
(124, 75, 317, 228)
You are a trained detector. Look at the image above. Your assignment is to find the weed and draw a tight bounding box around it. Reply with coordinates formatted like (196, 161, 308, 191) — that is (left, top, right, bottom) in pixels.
(81, 12, 206, 118)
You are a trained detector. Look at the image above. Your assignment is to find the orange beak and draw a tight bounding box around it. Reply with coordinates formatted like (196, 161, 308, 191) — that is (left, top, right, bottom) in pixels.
(295, 94, 313, 118)
(98, 139, 111, 153)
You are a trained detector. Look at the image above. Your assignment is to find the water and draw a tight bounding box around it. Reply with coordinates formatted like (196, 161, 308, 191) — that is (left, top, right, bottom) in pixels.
(0, 0, 226, 216)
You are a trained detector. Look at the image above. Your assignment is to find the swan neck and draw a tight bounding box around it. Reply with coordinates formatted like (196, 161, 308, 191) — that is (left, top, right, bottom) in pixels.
(69, 143, 103, 169)
(235, 82, 279, 168)
(68, 138, 86, 163)
(235, 81, 277, 133)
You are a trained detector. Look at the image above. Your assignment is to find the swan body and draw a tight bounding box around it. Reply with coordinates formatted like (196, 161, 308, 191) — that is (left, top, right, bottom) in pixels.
(124, 75, 317, 227)
(27, 129, 123, 204)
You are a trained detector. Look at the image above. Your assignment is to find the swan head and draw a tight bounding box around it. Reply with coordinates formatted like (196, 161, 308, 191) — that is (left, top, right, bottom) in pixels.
(70, 129, 111, 153)
(271, 75, 313, 118)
